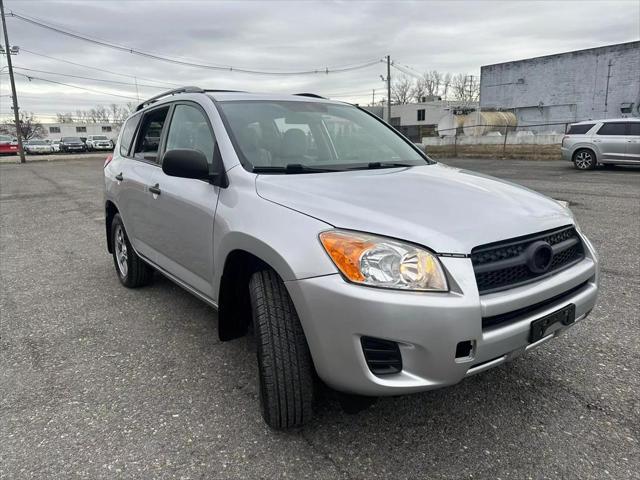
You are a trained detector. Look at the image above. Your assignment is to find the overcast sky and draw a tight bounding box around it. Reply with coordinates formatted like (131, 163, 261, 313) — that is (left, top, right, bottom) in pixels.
(1, 0, 638, 122)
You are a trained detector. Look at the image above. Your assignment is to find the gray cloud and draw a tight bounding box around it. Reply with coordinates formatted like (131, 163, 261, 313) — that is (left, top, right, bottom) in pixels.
(1, 0, 638, 119)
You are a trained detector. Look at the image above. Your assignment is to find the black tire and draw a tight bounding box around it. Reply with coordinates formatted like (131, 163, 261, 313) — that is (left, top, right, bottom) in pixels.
(249, 269, 315, 429)
(111, 213, 153, 288)
(573, 148, 597, 170)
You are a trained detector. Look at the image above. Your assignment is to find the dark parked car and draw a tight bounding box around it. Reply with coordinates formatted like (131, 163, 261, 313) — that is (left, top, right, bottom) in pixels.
(59, 137, 87, 153)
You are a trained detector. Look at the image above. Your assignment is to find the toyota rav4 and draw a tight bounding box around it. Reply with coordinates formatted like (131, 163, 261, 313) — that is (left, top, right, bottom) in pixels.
(104, 87, 599, 429)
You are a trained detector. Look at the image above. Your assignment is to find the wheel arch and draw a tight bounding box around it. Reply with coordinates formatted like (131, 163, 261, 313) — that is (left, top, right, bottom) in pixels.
(572, 144, 600, 162)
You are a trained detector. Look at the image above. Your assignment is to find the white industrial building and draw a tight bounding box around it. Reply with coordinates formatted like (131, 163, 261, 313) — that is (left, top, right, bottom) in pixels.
(480, 41, 640, 125)
(43, 122, 121, 140)
(365, 100, 477, 142)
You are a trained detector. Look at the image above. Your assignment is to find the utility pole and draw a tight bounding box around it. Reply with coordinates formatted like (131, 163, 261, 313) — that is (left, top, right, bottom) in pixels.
(386, 55, 391, 122)
(604, 60, 612, 117)
(0, 0, 25, 163)
(371, 88, 375, 107)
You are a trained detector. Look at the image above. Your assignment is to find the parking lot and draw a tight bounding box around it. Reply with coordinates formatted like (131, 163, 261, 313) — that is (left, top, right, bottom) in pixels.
(1, 157, 638, 479)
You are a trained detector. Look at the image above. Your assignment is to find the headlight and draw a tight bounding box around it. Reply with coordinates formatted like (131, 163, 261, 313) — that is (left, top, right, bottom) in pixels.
(319, 230, 448, 291)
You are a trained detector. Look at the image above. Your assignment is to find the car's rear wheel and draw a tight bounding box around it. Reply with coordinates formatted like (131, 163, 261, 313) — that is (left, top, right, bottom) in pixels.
(111, 213, 153, 287)
(249, 269, 315, 429)
(573, 149, 596, 170)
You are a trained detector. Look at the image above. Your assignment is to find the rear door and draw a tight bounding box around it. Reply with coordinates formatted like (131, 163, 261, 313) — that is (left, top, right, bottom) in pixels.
(595, 122, 629, 161)
(117, 106, 170, 260)
(144, 102, 220, 296)
(626, 122, 640, 162)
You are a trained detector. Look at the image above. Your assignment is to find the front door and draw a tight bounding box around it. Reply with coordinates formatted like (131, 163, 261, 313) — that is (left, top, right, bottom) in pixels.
(145, 102, 220, 297)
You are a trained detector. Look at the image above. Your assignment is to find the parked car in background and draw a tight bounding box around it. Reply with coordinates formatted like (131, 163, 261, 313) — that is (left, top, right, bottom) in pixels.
(562, 118, 640, 169)
(0, 134, 18, 155)
(60, 137, 87, 153)
(24, 139, 54, 155)
(51, 140, 61, 152)
(86, 135, 114, 151)
(104, 87, 599, 429)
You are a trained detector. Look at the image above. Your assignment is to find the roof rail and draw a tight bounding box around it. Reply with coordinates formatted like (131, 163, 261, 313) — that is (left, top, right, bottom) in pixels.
(135, 86, 204, 111)
(294, 93, 326, 99)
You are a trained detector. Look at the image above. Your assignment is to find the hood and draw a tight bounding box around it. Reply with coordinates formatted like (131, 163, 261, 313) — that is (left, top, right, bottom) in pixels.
(255, 164, 574, 254)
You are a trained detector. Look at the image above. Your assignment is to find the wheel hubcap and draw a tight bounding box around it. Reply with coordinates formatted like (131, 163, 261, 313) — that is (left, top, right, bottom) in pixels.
(575, 152, 593, 169)
(114, 225, 128, 277)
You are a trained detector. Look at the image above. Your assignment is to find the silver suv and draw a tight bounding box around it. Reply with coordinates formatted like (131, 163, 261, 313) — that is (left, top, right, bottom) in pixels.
(562, 118, 640, 169)
(104, 87, 599, 429)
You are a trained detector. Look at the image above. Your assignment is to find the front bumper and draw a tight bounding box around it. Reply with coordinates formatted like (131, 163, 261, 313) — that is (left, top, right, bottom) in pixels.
(91, 144, 113, 150)
(286, 239, 598, 396)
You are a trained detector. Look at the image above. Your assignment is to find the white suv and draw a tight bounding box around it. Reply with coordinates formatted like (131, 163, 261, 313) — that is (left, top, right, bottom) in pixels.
(105, 87, 599, 429)
(86, 135, 113, 151)
(561, 118, 640, 169)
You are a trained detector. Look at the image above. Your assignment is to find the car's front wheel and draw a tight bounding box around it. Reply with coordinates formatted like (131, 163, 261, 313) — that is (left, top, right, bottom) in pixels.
(111, 213, 153, 287)
(573, 149, 597, 170)
(249, 269, 315, 429)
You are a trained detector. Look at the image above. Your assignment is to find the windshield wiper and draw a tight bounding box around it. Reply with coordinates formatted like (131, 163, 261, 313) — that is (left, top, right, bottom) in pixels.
(345, 162, 416, 170)
(252, 164, 339, 174)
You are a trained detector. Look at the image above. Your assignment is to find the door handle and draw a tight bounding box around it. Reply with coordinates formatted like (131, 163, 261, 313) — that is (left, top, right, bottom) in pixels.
(148, 183, 161, 195)
(115, 172, 123, 181)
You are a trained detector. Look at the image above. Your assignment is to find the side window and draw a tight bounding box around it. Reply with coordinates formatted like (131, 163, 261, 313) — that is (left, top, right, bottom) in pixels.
(567, 123, 594, 135)
(133, 107, 170, 162)
(119, 113, 142, 157)
(596, 122, 627, 136)
(629, 123, 640, 136)
(165, 104, 216, 164)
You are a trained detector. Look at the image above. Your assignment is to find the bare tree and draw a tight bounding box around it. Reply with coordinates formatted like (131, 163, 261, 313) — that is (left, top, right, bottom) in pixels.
(0, 112, 46, 140)
(56, 112, 74, 123)
(56, 103, 135, 125)
(412, 70, 445, 102)
(391, 75, 414, 105)
(451, 73, 479, 102)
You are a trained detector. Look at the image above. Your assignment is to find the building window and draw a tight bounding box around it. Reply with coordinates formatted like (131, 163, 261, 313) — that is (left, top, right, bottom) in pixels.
(390, 117, 401, 127)
(49, 126, 61, 133)
(76, 126, 87, 133)
(417, 109, 425, 121)
(102, 126, 112, 132)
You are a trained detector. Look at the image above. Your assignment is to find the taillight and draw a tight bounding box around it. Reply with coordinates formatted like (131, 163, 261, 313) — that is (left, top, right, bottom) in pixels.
(104, 154, 113, 168)
(561, 136, 568, 147)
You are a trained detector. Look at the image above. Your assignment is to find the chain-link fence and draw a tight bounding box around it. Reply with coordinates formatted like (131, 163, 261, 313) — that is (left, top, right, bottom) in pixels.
(419, 121, 573, 160)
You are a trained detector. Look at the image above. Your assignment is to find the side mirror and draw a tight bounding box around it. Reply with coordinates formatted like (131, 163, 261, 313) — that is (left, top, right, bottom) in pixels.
(162, 149, 211, 180)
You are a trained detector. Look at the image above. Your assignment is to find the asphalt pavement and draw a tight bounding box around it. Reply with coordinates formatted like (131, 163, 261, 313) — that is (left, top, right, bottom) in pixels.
(1, 157, 639, 479)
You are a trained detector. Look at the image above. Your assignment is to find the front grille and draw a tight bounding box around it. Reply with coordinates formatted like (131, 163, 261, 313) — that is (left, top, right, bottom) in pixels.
(361, 336, 402, 375)
(471, 226, 584, 294)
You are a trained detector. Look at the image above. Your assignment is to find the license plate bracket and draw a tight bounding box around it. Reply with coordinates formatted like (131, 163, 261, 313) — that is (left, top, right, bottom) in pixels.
(529, 304, 576, 343)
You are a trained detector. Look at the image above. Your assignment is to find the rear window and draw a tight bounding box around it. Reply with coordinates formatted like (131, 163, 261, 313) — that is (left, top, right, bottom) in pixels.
(119, 113, 142, 157)
(567, 124, 594, 135)
(597, 122, 627, 136)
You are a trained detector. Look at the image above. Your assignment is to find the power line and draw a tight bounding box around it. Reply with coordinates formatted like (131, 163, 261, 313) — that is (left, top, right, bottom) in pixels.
(13, 66, 168, 89)
(390, 62, 422, 79)
(19, 48, 181, 87)
(9, 10, 383, 76)
(9, 72, 139, 100)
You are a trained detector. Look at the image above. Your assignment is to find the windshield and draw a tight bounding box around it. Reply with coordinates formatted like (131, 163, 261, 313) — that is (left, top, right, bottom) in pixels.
(217, 100, 431, 172)
(92, 136, 108, 140)
(62, 137, 82, 142)
(30, 140, 47, 145)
